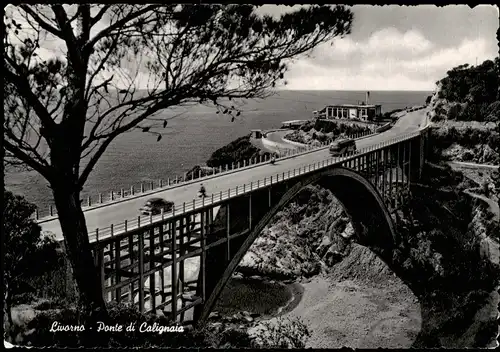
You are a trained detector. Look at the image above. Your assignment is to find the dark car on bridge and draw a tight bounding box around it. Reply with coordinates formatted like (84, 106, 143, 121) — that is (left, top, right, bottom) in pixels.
(329, 137, 357, 156)
(140, 197, 174, 215)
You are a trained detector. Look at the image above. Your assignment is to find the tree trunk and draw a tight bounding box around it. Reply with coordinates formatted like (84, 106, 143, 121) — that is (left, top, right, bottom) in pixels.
(4, 277, 16, 342)
(51, 181, 109, 346)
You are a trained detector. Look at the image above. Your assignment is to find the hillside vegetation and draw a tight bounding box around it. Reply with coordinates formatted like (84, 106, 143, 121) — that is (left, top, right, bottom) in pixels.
(284, 120, 371, 146)
(428, 58, 500, 165)
(430, 58, 499, 123)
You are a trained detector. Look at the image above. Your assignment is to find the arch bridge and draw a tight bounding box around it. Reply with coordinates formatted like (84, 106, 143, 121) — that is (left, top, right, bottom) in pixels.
(61, 128, 430, 325)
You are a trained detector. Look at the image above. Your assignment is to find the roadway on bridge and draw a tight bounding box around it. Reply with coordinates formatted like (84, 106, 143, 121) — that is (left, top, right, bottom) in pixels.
(40, 108, 428, 240)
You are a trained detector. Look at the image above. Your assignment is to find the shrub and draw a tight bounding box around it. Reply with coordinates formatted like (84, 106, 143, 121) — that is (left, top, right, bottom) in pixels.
(3, 190, 64, 339)
(311, 120, 370, 138)
(487, 133, 499, 151)
(251, 317, 310, 348)
(300, 122, 315, 132)
(448, 103, 463, 120)
(461, 151, 474, 161)
(484, 101, 500, 122)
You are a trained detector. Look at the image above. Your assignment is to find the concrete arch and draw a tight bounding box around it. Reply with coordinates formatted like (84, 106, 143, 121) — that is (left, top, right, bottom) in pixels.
(197, 167, 398, 323)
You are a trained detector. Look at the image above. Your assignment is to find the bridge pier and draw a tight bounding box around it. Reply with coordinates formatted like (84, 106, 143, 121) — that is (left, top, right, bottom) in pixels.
(408, 135, 424, 182)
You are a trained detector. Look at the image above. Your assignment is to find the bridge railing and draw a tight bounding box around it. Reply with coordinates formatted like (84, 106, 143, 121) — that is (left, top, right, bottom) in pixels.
(34, 129, 379, 220)
(77, 129, 423, 245)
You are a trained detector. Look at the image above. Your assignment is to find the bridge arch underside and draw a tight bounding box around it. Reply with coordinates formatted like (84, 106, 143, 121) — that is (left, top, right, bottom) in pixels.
(196, 167, 399, 323)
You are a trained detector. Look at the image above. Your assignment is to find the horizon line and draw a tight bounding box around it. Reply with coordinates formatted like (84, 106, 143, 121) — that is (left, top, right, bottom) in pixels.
(277, 88, 434, 92)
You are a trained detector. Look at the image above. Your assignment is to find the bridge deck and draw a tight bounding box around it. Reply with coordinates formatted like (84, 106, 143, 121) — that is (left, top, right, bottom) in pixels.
(39, 109, 428, 242)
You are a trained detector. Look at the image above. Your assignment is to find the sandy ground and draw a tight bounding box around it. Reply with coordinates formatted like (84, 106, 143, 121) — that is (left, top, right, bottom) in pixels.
(280, 277, 421, 349)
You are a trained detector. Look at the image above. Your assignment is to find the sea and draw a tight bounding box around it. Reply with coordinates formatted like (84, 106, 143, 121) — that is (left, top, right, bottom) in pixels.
(4, 90, 431, 212)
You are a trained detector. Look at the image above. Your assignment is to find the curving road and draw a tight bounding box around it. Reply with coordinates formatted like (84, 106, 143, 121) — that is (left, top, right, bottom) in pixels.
(265, 130, 302, 147)
(39, 108, 428, 241)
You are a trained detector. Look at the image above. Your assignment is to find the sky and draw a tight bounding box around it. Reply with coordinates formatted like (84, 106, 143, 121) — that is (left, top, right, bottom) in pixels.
(256, 5, 499, 91)
(5, 4, 499, 92)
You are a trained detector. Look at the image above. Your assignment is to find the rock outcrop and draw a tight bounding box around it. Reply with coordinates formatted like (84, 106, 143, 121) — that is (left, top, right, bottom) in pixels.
(238, 185, 356, 280)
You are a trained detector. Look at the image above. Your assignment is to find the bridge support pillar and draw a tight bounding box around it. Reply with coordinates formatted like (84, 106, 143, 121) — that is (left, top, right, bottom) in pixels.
(409, 135, 424, 182)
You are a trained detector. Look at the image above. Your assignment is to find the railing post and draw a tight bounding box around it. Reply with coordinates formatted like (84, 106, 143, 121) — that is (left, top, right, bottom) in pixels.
(268, 186, 272, 207)
(111, 191, 114, 201)
(131, 186, 134, 195)
(99, 193, 103, 203)
(35, 209, 39, 220)
(138, 233, 145, 314)
(408, 139, 412, 188)
(198, 169, 201, 179)
(236, 185, 239, 195)
(176, 176, 178, 184)
(171, 219, 177, 320)
(88, 196, 91, 207)
(140, 183, 144, 193)
(382, 148, 386, 197)
(248, 193, 252, 229)
(150, 181, 153, 190)
(124, 220, 128, 232)
(388, 148, 394, 208)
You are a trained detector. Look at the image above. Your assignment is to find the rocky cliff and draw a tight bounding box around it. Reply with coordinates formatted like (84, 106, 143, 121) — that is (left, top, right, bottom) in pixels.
(426, 59, 500, 165)
(239, 185, 353, 280)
